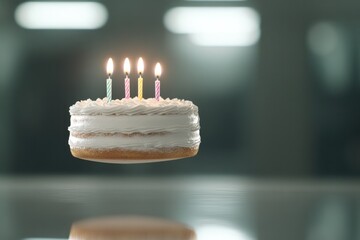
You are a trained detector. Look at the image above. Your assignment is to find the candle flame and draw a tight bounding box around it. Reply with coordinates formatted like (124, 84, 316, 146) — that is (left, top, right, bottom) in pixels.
(155, 63, 162, 78)
(137, 57, 144, 75)
(107, 58, 114, 76)
(124, 58, 130, 75)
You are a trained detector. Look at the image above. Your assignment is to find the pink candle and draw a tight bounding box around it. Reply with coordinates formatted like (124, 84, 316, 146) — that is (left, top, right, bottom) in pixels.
(123, 58, 131, 99)
(154, 63, 161, 101)
(155, 79, 160, 101)
(125, 75, 130, 99)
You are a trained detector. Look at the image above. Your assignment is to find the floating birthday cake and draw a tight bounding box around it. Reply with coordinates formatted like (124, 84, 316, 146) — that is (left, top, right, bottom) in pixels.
(68, 57, 200, 163)
(68, 97, 200, 163)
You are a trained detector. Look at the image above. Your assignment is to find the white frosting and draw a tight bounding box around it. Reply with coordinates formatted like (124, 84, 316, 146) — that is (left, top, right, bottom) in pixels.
(69, 131, 200, 149)
(68, 97, 200, 150)
(69, 114, 199, 134)
(70, 97, 198, 116)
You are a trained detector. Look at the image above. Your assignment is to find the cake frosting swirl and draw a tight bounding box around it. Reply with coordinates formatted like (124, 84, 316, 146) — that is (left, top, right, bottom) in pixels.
(70, 97, 198, 116)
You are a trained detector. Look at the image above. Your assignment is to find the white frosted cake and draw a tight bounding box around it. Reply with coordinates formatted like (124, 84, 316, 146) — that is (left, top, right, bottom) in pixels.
(68, 97, 200, 163)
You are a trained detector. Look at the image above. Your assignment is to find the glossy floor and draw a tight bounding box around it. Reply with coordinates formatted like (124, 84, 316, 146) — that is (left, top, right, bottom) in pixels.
(1, 176, 360, 240)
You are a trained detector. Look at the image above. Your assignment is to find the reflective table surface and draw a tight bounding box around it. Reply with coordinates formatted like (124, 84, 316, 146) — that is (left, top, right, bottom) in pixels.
(1, 176, 360, 240)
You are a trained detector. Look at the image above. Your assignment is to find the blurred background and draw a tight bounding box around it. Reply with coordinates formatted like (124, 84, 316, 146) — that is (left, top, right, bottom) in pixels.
(1, 0, 360, 177)
(3, 1, 360, 240)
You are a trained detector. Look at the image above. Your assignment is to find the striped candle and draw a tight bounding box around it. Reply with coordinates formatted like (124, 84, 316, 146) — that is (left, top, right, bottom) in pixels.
(106, 58, 114, 103)
(125, 76, 130, 99)
(137, 57, 144, 100)
(138, 76, 143, 100)
(155, 79, 160, 101)
(124, 58, 131, 99)
(154, 62, 162, 101)
(106, 77, 112, 102)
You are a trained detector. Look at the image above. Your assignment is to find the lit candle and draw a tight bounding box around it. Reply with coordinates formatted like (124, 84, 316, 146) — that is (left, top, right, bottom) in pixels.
(124, 58, 131, 99)
(137, 57, 144, 100)
(155, 63, 161, 101)
(106, 58, 113, 103)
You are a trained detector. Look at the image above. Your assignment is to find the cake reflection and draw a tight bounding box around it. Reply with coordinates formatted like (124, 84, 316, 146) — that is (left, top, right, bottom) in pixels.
(69, 215, 196, 240)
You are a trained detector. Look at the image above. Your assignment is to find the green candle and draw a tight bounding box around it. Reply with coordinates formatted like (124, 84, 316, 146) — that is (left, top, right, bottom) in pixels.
(106, 58, 113, 103)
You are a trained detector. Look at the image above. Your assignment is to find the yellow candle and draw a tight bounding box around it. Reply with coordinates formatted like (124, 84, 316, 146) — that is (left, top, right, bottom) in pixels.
(137, 57, 144, 100)
(138, 76, 143, 100)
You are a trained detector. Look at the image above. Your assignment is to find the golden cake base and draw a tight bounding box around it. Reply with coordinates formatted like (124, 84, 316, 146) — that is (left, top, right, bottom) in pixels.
(70, 147, 199, 164)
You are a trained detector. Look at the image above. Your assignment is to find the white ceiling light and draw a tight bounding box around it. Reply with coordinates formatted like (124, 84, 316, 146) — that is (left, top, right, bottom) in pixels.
(15, 2, 108, 29)
(190, 32, 260, 46)
(196, 224, 254, 240)
(164, 7, 260, 46)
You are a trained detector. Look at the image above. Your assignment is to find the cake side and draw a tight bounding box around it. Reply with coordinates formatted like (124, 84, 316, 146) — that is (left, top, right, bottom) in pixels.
(70, 147, 199, 163)
(68, 98, 200, 161)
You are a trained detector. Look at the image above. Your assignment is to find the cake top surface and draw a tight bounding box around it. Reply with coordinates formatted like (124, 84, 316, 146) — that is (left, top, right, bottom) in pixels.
(69, 97, 198, 116)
